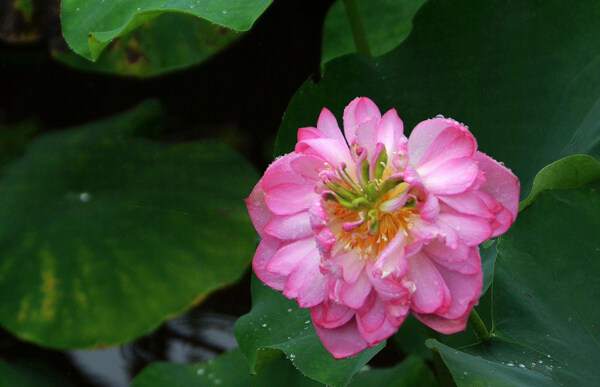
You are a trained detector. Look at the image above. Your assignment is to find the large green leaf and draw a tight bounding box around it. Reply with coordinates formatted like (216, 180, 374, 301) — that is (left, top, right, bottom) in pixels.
(321, 0, 426, 64)
(0, 101, 258, 349)
(277, 0, 600, 196)
(60, 0, 272, 62)
(234, 275, 384, 387)
(53, 12, 240, 77)
(131, 349, 435, 387)
(131, 349, 323, 387)
(428, 179, 600, 386)
(519, 154, 600, 210)
(0, 359, 72, 387)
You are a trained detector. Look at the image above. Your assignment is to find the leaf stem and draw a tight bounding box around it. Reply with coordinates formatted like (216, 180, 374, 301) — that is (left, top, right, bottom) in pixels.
(469, 308, 490, 341)
(342, 0, 372, 56)
(425, 328, 456, 387)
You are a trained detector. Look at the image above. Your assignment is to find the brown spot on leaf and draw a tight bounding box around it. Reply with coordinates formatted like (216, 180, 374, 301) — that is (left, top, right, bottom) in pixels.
(524, 292, 532, 300)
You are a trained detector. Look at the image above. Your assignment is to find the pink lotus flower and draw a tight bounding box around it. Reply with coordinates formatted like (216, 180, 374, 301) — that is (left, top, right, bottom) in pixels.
(246, 97, 519, 359)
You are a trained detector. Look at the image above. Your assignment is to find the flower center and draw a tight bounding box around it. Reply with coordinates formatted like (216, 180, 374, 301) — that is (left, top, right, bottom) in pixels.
(322, 145, 419, 261)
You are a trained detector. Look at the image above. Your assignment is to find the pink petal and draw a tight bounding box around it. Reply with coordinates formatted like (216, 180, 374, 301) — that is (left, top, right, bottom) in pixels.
(412, 306, 471, 334)
(433, 257, 482, 319)
(377, 108, 406, 153)
(336, 271, 373, 309)
(244, 182, 273, 239)
(420, 157, 479, 195)
(313, 318, 368, 359)
(475, 152, 520, 220)
(415, 124, 477, 173)
(407, 253, 451, 314)
(408, 118, 462, 166)
(310, 301, 355, 329)
(297, 127, 324, 141)
(263, 211, 312, 241)
(355, 118, 379, 156)
(357, 293, 402, 345)
(438, 212, 492, 246)
(438, 191, 495, 220)
(373, 231, 409, 279)
(317, 108, 347, 144)
(424, 242, 480, 275)
(266, 237, 317, 276)
(264, 183, 318, 216)
(329, 249, 366, 283)
(283, 249, 327, 308)
(253, 237, 286, 291)
(262, 153, 311, 191)
(295, 138, 352, 167)
(289, 155, 324, 184)
(343, 97, 381, 146)
(366, 263, 412, 303)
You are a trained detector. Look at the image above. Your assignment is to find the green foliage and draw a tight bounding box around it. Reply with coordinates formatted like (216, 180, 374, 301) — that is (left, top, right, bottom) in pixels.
(234, 275, 384, 387)
(0, 101, 258, 349)
(53, 13, 240, 77)
(0, 359, 71, 387)
(131, 349, 323, 387)
(277, 0, 600, 197)
(321, 0, 426, 64)
(58, 0, 272, 76)
(131, 348, 435, 387)
(519, 154, 600, 210)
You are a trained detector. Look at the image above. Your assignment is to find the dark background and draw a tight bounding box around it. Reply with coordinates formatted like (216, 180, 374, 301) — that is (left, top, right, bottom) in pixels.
(0, 0, 344, 385)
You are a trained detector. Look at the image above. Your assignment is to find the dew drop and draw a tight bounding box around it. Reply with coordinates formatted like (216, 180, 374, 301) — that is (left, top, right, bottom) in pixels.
(79, 192, 90, 202)
(261, 323, 267, 328)
(435, 114, 445, 119)
(214, 380, 222, 385)
(197, 369, 205, 375)
(222, 9, 228, 14)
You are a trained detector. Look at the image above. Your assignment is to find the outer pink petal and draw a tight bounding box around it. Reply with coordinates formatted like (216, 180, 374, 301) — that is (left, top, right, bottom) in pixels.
(413, 306, 471, 334)
(313, 318, 368, 359)
(253, 237, 286, 290)
(357, 292, 391, 344)
(317, 108, 347, 144)
(407, 253, 451, 314)
(311, 301, 355, 329)
(475, 152, 520, 220)
(245, 182, 273, 239)
(420, 157, 479, 195)
(343, 97, 381, 146)
(297, 127, 323, 141)
(433, 256, 482, 319)
(263, 211, 312, 241)
(264, 183, 318, 216)
(438, 212, 492, 246)
(424, 242, 480, 275)
(283, 249, 327, 308)
(290, 154, 326, 182)
(408, 118, 462, 166)
(266, 237, 317, 276)
(295, 138, 352, 167)
(377, 109, 406, 153)
(415, 125, 477, 173)
(438, 191, 496, 220)
(262, 153, 312, 191)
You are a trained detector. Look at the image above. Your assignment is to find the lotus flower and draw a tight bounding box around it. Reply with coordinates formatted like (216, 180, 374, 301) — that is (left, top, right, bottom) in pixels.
(245, 97, 519, 358)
